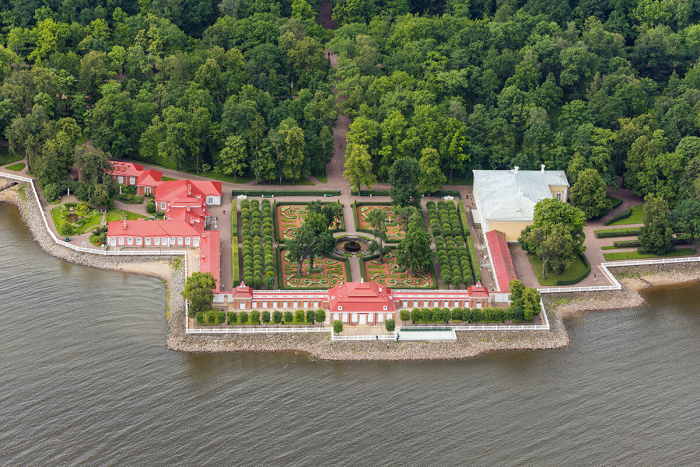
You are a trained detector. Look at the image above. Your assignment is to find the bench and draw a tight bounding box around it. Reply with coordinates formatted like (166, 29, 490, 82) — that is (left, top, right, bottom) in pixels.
(360, 193, 370, 197)
(324, 193, 335, 197)
(262, 194, 273, 198)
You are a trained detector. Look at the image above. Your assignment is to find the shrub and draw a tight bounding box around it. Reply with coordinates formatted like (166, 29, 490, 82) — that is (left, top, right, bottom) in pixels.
(217, 311, 226, 324)
(604, 207, 632, 226)
(273, 310, 282, 324)
(411, 308, 421, 323)
(316, 309, 326, 325)
(503, 308, 514, 322)
(251, 310, 260, 324)
(146, 200, 156, 214)
(295, 309, 305, 323)
(440, 307, 451, 322)
(284, 311, 293, 323)
(262, 311, 271, 323)
(227, 312, 238, 325)
(333, 320, 343, 333)
(206, 310, 217, 325)
(400, 309, 410, 323)
(195, 311, 204, 325)
(470, 309, 483, 322)
(385, 319, 395, 332)
(451, 307, 463, 321)
(513, 308, 525, 321)
(239, 311, 249, 324)
(306, 309, 315, 324)
(595, 228, 640, 238)
(422, 308, 433, 322)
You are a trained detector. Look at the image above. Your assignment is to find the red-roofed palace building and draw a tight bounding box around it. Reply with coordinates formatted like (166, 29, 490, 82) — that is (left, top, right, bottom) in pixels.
(328, 281, 395, 325)
(155, 180, 222, 212)
(107, 219, 204, 248)
(199, 231, 221, 290)
(106, 161, 163, 195)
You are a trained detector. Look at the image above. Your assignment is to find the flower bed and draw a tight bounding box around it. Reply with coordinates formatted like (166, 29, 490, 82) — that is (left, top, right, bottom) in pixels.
(278, 249, 348, 289)
(362, 252, 435, 288)
(275, 202, 344, 242)
(355, 204, 405, 242)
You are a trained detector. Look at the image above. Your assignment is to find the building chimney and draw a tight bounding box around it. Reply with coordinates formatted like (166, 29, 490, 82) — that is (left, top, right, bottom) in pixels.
(518, 187, 523, 197)
(514, 166, 519, 174)
(187, 184, 192, 196)
(186, 206, 190, 212)
(541, 164, 546, 174)
(379, 286, 383, 292)
(190, 218, 194, 225)
(122, 220, 127, 230)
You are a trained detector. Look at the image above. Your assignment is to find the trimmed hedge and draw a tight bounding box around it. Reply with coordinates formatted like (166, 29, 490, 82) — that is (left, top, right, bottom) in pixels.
(610, 196, 623, 209)
(353, 201, 401, 243)
(232, 199, 240, 287)
(613, 239, 641, 248)
(555, 254, 591, 286)
(276, 246, 348, 290)
(360, 249, 438, 289)
(232, 190, 340, 197)
(604, 207, 632, 226)
(595, 228, 641, 238)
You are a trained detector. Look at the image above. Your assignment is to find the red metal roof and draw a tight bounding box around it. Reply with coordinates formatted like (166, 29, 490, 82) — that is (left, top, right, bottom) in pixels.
(466, 282, 490, 298)
(328, 282, 395, 312)
(155, 180, 222, 204)
(108, 161, 145, 178)
(107, 219, 203, 237)
(136, 169, 163, 186)
(231, 283, 253, 298)
(486, 230, 517, 292)
(200, 231, 220, 290)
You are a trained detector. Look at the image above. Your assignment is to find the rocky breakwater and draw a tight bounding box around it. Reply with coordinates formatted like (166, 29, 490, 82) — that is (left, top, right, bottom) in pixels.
(166, 308, 570, 361)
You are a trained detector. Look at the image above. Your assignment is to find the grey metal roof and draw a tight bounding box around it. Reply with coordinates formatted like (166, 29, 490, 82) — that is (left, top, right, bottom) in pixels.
(473, 169, 569, 221)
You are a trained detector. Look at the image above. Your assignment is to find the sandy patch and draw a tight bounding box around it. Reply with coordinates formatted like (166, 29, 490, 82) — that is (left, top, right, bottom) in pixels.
(117, 260, 174, 281)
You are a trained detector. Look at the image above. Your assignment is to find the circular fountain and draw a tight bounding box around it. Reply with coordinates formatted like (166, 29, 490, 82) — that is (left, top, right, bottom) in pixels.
(335, 236, 369, 255)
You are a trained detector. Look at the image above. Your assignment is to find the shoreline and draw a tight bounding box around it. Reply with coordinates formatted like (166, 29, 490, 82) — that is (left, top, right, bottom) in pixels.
(2, 179, 700, 361)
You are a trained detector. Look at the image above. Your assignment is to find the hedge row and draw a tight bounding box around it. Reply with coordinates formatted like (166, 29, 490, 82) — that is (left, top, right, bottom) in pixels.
(232, 199, 240, 287)
(241, 199, 275, 288)
(232, 190, 340, 197)
(610, 197, 624, 209)
(595, 228, 641, 238)
(195, 310, 227, 326)
(613, 239, 641, 248)
(402, 306, 531, 324)
(604, 207, 632, 225)
(225, 309, 328, 325)
(428, 201, 474, 287)
(556, 254, 591, 286)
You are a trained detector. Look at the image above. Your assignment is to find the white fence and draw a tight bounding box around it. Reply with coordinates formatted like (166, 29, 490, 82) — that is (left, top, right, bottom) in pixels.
(331, 332, 396, 341)
(537, 257, 700, 294)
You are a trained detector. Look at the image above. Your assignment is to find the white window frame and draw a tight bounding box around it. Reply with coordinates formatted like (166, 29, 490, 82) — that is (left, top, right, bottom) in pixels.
(170, 237, 175, 245)
(177, 237, 183, 246)
(118, 237, 124, 246)
(154, 238, 160, 246)
(207, 196, 214, 204)
(118, 176, 123, 184)
(252, 301, 257, 308)
(342, 313, 348, 323)
(272, 301, 277, 308)
(145, 187, 151, 194)
(293, 301, 298, 308)
(303, 301, 308, 308)
(130, 177, 135, 185)
(403, 301, 408, 308)
(333, 313, 339, 322)
(160, 202, 166, 210)
(110, 238, 116, 247)
(424, 301, 429, 307)
(136, 237, 142, 246)
(556, 191, 562, 200)
(127, 237, 134, 246)
(240, 303, 246, 310)
(413, 301, 418, 308)
(352, 313, 358, 323)
(378, 313, 384, 322)
(193, 237, 200, 247)
(313, 301, 318, 308)
(185, 237, 191, 246)
(145, 238, 151, 246)
(283, 302, 287, 309)
(262, 302, 267, 308)
(434, 301, 439, 307)
(162, 237, 168, 246)
(476, 302, 482, 309)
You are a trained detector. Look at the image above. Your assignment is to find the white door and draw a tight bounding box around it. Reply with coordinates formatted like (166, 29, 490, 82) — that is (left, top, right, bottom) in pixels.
(359, 314, 367, 325)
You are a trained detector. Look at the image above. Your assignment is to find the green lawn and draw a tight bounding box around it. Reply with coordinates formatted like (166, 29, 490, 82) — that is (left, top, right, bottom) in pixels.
(5, 162, 24, 171)
(50, 205, 103, 235)
(529, 253, 590, 286)
(609, 205, 644, 226)
(603, 248, 696, 261)
(601, 245, 618, 250)
(110, 208, 147, 221)
(316, 174, 327, 183)
(162, 176, 178, 181)
(0, 146, 22, 166)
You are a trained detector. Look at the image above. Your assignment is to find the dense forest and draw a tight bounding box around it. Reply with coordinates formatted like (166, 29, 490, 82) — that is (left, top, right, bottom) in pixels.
(0, 0, 699, 210)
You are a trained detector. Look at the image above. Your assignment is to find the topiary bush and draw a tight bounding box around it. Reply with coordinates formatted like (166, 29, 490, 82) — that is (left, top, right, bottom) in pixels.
(239, 311, 249, 324)
(385, 319, 395, 332)
(316, 309, 326, 325)
(295, 309, 305, 323)
(250, 310, 260, 324)
(195, 311, 204, 325)
(333, 320, 343, 333)
(206, 310, 217, 325)
(284, 311, 293, 323)
(273, 310, 282, 324)
(227, 312, 238, 325)
(305, 309, 315, 324)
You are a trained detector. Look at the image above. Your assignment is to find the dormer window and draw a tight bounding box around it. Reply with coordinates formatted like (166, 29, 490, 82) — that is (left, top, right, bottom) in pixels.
(383, 306, 387, 310)
(338, 306, 343, 311)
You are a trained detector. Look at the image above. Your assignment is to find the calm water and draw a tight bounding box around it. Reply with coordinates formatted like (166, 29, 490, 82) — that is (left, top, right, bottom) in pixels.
(1, 202, 700, 466)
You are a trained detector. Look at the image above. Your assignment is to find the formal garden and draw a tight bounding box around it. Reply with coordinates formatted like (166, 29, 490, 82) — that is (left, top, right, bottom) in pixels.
(278, 249, 349, 289)
(354, 203, 404, 241)
(361, 251, 435, 288)
(275, 201, 344, 242)
(239, 199, 275, 289)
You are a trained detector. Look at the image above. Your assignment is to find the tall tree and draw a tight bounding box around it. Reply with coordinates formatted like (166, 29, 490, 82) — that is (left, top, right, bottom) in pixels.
(670, 199, 700, 251)
(570, 168, 612, 219)
(219, 135, 248, 182)
(343, 143, 376, 194)
(531, 198, 587, 254)
(367, 208, 389, 263)
(418, 147, 446, 195)
(519, 224, 576, 279)
(397, 212, 434, 273)
(286, 213, 336, 276)
(182, 272, 217, 317)
(639, 194, 674, 255)
(389, 157, 421, 209)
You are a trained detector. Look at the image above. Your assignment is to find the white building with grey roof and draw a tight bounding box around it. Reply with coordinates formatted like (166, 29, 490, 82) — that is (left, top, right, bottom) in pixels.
(472, 165, 569, 241)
